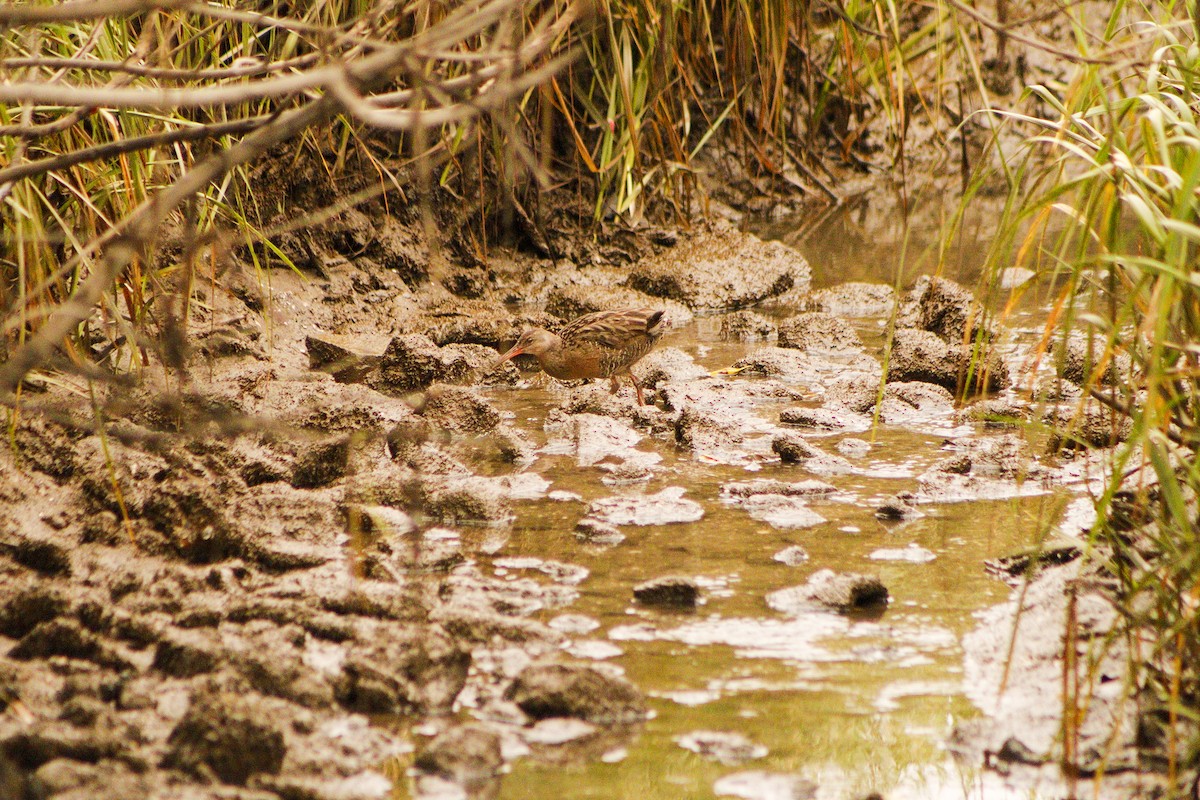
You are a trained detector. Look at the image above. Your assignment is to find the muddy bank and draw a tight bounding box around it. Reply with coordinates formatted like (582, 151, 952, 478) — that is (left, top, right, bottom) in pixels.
(0, 196, 1163, 800)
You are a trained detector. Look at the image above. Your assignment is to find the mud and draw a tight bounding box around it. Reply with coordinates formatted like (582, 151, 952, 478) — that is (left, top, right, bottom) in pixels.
(0, 196, 1165, 800)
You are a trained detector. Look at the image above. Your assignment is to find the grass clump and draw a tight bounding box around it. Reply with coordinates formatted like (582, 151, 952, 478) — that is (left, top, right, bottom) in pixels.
(961, 2, 1200, 791)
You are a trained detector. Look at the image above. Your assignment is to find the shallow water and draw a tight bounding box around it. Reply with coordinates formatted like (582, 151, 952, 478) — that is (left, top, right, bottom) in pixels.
(434, 209, 1075, 800)
(487, 375, 1068, 793)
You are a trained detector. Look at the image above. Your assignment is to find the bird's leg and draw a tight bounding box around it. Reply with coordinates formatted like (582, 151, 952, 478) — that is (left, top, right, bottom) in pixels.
(628, 371, 645, 406)
(608, 376, 620, 394)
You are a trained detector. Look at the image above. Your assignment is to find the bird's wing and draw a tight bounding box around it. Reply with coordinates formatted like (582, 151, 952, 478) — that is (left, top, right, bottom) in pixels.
(560, 308, 665, 348)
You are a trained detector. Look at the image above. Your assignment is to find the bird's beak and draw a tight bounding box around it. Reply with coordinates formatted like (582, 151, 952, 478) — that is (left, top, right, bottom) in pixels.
(492, 345, 524, 371)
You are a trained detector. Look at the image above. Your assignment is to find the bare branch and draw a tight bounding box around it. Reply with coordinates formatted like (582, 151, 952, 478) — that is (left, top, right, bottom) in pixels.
(0, 115, 274, 185)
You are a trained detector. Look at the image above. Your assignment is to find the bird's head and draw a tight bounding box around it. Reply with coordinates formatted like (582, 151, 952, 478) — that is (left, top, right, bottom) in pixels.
(493, 327, 557, 367)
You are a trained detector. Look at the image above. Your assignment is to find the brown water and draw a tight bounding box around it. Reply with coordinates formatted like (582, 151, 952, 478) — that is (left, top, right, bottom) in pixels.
(451, 208, 1068, 800)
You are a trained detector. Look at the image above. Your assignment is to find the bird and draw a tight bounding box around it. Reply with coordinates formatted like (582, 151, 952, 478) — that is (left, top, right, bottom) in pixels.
(492, 308, 667, 405)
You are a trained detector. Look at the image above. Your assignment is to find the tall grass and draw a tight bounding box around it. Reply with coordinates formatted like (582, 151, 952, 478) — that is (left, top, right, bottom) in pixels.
(957, 1, 1200, 790)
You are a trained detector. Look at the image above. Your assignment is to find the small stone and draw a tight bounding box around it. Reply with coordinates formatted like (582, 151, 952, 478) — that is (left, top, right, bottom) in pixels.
(574, 518, 625, 545)
(772, 546, 809, 566)
(504, 664, 646, 724)
(633, 577, 700, 608)
(875, 495, 923, 521)
(164, 689, 286, 785)
(766, 569, 889, 614)
(836, 438, 871, 457)
(414, 723, 502, 791)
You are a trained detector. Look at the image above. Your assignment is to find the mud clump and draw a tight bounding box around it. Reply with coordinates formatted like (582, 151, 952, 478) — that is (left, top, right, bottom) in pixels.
(164, 688, 286, 785)
(419, 384, 502, 434)
(633, 576, 700, 608)
(377, 333, 485, 391)
(898, 276, 994, 342)
(414, 723, 503, 792)
(888, 328, 1010, 393)
(767, 569, 889, 614)
(1055, 337, 1129, 388)
(627, 224, 810, 310)
(802, 282, 895, 317)
(1044, 402, 1132, 450)
(306, 333, 386, 383)
(777, 312, 862, 353)
(334, 624, 470, 715)
(505, 664, 647, 724)
(719, 310, 776, 341)
(545, 284, 693, 326)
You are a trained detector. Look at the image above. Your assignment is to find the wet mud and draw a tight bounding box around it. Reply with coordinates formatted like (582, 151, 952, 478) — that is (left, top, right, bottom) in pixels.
(0, 206, 1170, 800)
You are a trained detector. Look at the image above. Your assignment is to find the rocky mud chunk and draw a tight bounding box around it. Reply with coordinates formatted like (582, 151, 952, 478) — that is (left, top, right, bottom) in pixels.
(0, 583, 69, 638)
(413, 302, 555, 349)
(152, 630, 220, 678)
(767, 569, 889, 614)
(1044, 402, 1132, 449)
(635, 347, 708, 388)
(777, 312, 863, 353)
(771, 434, 853, 474)
(1054, 337, 1130, 388)
(633, 576, 700, 608)
(737, 495, 826, 529)
(289, 434, 354, 489)
(377, 333, 482, 391)
(897, 276, 994, 342)
(370, 214, 429, 286)
(875, 494, 924, 521)
(414, 723, 503, 792)
(627, 225, 810, 310)
(0, 534, 71, 577)
(263, 377, 418, 433)
(574, 517, 625, 546)
(504, 663, 647, 724)
(874, 381, 956, 423)
(164, 688, 286, 785)
(492, 424, 536, 463)
(9, 619, 133, 671)
(334, 624, 469, 715)
(305, 333, 387, 383)
(419, 384, 501, 434)
(888, 328, 1010, 393)
(0, 721, 127, 772)
(420, 475, 512, 524)
(441, 267, 490, 298)
(822, 375, 880, 414)
(719, 310, 776, 341)
(546, 284, 693, 326)
(674, 405, 745, 456)
(773, 545, 810, 566)
(802, 281, 895, 317)
(958, 397, 1033, 427)
(731, 347, 821, 383)
(779, 406, 859, 430)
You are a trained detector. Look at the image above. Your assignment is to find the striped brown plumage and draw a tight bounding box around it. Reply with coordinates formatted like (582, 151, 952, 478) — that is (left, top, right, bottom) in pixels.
(492, 308, 667, 405)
